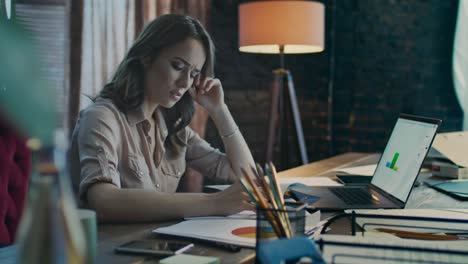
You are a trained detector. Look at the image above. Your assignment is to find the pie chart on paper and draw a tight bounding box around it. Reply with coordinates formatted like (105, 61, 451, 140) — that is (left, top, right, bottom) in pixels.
(231, 226, 256, 238)
(231, 226, 276, 239)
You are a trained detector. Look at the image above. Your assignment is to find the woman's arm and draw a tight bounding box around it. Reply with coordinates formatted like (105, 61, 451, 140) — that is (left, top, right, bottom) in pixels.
(87, 181, 250, 223)
(190, 77, 255, 177)
(210, 104, 255, 175)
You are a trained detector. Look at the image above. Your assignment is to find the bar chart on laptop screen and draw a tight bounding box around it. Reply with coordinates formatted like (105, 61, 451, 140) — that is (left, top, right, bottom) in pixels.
(372, 119, 438, 201)
(385, 152, 400, 171)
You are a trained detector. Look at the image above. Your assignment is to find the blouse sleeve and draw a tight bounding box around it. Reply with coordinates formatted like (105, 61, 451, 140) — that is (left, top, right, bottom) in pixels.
(75, 105, 121, 203)
(184, 127, 236, 184)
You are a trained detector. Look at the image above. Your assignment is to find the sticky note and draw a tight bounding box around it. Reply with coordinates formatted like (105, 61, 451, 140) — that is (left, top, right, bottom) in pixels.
(160, 254, 220, 264)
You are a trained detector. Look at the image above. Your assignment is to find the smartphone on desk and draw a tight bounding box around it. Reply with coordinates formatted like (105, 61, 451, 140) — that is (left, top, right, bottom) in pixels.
(336, 175, 372, 185)
(114, 239, 194, 256)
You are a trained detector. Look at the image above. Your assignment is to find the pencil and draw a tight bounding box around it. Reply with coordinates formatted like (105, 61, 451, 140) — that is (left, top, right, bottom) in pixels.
(241, 168, 287, 238)
(254, 163, 269, 199)
(269, 162, 286, 208)
(267, 162, 293, 237)
(251, 165, 292, 238)
(238, 176, 259, 206)
(252, 163, 292, 237)
(242, 168, 285, 237)
(257, 171, 293, 238)
(254, 163, 293, 237)
(264, 163, 283, 211)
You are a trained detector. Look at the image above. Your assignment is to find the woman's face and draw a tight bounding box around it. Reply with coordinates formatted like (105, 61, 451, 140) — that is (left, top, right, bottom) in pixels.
(144, 37, 206, 108)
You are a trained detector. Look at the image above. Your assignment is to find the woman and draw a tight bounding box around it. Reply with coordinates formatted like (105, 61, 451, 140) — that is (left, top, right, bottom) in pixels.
(70, 14, 255, 223)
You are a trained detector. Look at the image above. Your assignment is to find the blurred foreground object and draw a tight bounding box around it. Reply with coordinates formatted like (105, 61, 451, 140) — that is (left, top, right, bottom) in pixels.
(15, 131, 88, 263)
(0, 116, 31, 246)
(0, 19, 87, 262)
(0, 19, 56, 147)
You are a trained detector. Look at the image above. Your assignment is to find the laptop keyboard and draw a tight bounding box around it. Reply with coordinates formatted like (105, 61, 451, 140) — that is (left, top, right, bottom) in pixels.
(330, 188, 374, 205)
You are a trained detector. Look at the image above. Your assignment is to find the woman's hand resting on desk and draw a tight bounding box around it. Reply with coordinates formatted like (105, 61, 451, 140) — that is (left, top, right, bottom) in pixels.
(212, 181, 254, 215)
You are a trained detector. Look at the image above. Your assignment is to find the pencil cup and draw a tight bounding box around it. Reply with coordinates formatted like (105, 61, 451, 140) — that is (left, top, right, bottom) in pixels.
(255, 202, 307, 263)
(78, 209, 97, 264)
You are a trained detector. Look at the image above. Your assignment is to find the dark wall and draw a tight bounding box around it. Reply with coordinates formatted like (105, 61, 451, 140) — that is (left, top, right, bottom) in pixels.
(206, 0, 462, 168)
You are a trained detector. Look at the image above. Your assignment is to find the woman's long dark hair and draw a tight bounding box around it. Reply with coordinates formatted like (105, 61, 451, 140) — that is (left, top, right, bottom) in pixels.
(100, 14, 214, 145)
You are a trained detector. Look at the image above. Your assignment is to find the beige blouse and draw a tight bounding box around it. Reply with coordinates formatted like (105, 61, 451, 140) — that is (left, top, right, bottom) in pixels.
(69, 98, 235, 205)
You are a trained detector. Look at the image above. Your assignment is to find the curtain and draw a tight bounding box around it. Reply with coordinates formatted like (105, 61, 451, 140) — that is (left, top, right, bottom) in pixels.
(79, 0, 135, 110)
(453, 0, 468, 130)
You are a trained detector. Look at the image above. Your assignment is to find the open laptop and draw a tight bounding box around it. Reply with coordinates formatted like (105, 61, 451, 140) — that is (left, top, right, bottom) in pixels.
(303, 114, 441, 211)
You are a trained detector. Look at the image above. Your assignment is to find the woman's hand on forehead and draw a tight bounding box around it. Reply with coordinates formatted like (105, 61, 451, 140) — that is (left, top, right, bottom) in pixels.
(189, 75, 225, 113)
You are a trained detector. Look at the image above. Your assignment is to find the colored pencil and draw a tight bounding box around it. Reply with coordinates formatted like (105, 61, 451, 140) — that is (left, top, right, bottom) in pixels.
(241, 168, 287, 238)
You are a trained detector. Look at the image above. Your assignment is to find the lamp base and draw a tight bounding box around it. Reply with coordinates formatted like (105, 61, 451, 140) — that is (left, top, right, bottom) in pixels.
(265, 69, 308, 170)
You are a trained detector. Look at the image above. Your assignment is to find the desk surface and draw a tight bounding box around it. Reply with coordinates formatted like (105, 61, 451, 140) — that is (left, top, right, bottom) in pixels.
(278, 152, 377, 178)
(94, 152, 377, 264)
(2, 152, 466, 263)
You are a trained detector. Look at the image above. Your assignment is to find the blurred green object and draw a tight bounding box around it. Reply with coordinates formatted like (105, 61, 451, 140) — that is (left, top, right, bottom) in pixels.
(0, 19, 56, 147)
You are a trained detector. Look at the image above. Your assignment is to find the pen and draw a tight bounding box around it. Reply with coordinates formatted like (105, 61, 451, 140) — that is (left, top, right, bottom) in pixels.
(174, 243, 194, 254)
(182, 239, 241, 252)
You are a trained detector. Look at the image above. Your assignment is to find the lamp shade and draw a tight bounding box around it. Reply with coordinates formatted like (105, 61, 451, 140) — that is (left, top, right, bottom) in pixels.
(239, 1, 325, 54)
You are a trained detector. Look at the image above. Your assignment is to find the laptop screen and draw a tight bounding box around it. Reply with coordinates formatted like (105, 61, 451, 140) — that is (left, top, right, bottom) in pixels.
(371, 116, 439, 202)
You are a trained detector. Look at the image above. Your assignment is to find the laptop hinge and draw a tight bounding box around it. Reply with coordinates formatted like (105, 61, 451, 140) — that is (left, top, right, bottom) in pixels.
(370, 184, 405, 207)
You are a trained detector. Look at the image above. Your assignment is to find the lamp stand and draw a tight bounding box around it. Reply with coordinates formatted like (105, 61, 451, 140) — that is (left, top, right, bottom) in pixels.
(265, 47, 309, 169)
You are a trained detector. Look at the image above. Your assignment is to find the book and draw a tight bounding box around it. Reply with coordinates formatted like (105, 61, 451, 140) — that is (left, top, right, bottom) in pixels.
(428, 132, 468, 179)
(317, 234, 468, 264)
(346, 209, 468, 234)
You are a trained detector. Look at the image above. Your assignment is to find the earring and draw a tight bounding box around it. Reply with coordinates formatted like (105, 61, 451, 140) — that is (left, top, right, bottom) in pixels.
(174, 117, 182, 128)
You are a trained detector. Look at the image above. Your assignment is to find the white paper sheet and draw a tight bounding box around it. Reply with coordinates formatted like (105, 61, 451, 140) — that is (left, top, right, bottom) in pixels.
(278, 177, 342, 191)
(155, 210, 321, 248)
(207, 177, 341, 194)
(185, 210, 256, 220)
(333, 164, 377, 176)
(433, 131, 468, 167)
(185, 210, 321, 231)
(155, 218, 257, 248)
(204, 185, 230, 191)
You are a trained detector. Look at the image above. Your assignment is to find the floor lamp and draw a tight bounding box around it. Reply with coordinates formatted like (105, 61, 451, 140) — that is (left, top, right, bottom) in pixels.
(239, 1, 325, 169)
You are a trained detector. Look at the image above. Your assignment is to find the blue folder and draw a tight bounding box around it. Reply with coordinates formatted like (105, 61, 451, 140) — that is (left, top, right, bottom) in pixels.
(425, 180, 468, 200)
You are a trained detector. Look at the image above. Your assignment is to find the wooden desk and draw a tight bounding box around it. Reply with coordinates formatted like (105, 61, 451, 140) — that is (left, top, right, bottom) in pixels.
(0, 222, 255, 264)
(94, 222, 256, 264)
(278, 152, 377, 178)
(93, 153, 380, 263)
(278, 152, 468, 237)
(2, 152, 464, 263)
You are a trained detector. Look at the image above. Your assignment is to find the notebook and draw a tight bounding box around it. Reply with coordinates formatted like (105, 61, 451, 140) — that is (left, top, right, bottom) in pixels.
(304, 114, 441, 211)
(425, 180, 468, 200)
(348, 209, 468, 233)
(317, 234, 468, 264)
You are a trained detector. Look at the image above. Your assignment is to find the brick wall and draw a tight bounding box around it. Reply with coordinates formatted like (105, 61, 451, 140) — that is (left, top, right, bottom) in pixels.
(206, 0, 462, 169)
